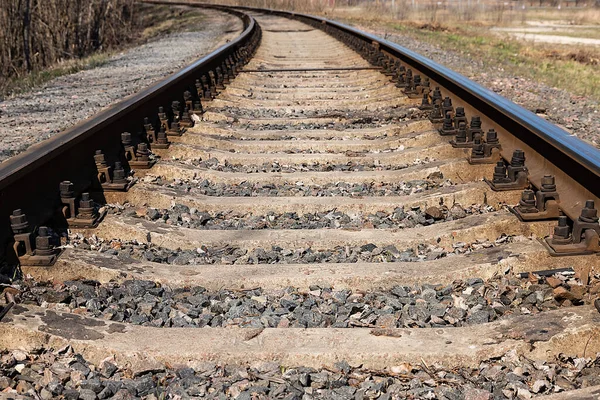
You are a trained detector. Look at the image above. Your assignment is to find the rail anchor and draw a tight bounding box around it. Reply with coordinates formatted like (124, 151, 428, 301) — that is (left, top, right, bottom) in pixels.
(512, 175, 560, 221)
(95, 152, 132, 191)
(485, 149, 529, 191)
(10, 210, 61, 266)
(145, 117, 170, 149)
(122, 132, 155, 169)
(60, 181, 105, 228)
(468, 129, 502, 164)
(451, 116, 483, 148)
(544, 202, 600, 256)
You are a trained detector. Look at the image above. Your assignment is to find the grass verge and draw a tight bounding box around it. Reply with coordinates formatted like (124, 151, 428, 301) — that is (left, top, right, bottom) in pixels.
(0, 5, 209, 101)
(361, 19, 600, 101)
(0, 53, 112, 101)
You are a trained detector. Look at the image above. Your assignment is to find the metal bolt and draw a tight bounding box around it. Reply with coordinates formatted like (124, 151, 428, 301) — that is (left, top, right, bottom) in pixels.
(60, 181, 74, 199)
(442, 112, 453, 130)
(455, 122, 467, 143)
(510, 150, 525, 167)
(35, 226, 53, 256)
(432, 87, 442, 102)
(554, 216, 570, 239)
(113, 162, 126, 184)
(486, 129, 499, 145)
(78, 193, 95, 219)
(136, 143, 150, 161)
(470, 116, 482, 129)
(493, 161, 507, 182)
(10, 209, 28, 233)
(121, 132, 132, 146)
(579, 200, 598, 223)
(471, 138, 485, 158)
(157, 127, 168, 144)
(80, 193, 93, 208)
(541, 175, 556, 192)
(94, 150, 107, 167)
(519, 189, 537, 209)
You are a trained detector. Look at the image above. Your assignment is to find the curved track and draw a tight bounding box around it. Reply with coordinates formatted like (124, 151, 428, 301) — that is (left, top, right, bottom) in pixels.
(1, 4, 600, 399)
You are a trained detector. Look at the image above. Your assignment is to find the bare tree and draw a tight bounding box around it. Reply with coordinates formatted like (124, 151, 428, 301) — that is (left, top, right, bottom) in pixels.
(0, 0, 136, 84)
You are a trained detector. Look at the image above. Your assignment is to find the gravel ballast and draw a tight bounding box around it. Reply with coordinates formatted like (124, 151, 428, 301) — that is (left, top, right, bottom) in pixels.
(68, 232, 517, 266)
(0, 9, 243, 163)
(2, 346, 598, 400)
(17, 270, 589, 329)
(106, 202, 495, 230)
(0, 274, 600, 400)
(146, 174, 451, 197)
(190, 158, 433, 173)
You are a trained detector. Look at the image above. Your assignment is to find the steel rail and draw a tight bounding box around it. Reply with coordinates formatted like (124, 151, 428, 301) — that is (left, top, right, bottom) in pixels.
(0, 3, 259, 260)
(225, 4, 600, 220)
(3, 0, 600, 261)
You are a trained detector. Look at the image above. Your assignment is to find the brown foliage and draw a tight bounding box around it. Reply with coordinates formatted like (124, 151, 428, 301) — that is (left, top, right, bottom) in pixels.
(546, 49, 600, 66)
(0, 0, 137, 79)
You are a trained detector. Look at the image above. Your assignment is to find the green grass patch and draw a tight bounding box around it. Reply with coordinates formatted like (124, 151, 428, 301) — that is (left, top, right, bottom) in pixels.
(385, 23, 600, 101)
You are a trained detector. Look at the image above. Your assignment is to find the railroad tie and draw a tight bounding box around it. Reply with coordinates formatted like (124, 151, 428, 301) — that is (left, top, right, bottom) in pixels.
(1, 5, 600, 399)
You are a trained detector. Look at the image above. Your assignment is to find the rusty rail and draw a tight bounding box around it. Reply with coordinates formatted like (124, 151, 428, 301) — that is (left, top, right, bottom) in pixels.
(0, 4, 260, 263)
(147, 1, 600, 255)
(227, 5, 600, 222)
(3, 0, 600, 263)
(220, 3, 600, 255)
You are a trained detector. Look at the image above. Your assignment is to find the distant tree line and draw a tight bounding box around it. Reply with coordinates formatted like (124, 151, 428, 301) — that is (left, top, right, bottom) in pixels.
(339, 0, 599, 5)
(0, 0, 136, 80)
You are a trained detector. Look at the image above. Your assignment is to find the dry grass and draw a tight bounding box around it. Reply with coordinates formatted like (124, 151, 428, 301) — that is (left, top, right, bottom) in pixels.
(383, 23, 600, 99)
(207, 0, 600, 26)
(0, 4, 209, 99)
(137, 4, 208, 38)
(0, 53, 112, 100)
(211, 0, 600, 99)
(524, 7, 600, 25)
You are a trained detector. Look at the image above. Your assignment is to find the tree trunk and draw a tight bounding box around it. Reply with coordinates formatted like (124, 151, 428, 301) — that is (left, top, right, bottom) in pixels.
(23, 0, 32, 71)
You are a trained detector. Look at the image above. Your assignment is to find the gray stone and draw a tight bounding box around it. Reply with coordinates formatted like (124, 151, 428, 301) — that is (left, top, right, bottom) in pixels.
(63, 389, 80, 400)
(134, 376, 155, 396)
(81, 378, 103, 394)
(391, 286, 408, 297)
(40, 388, 54, 400)
(467, 309, 490, 325)
(360, 243, 377, 253)
(78, 389, 98, 400)
(449, 204, 467, 219)
(146, 208, 160, 220)
(421, 288, 438, 302)
(0, 376, 13, 390)
(70, 362, 91, 377)
(172, 252, 195, 265)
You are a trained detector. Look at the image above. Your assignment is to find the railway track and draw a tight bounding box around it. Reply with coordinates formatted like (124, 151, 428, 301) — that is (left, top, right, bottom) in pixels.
(1, 2, 600, 399)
